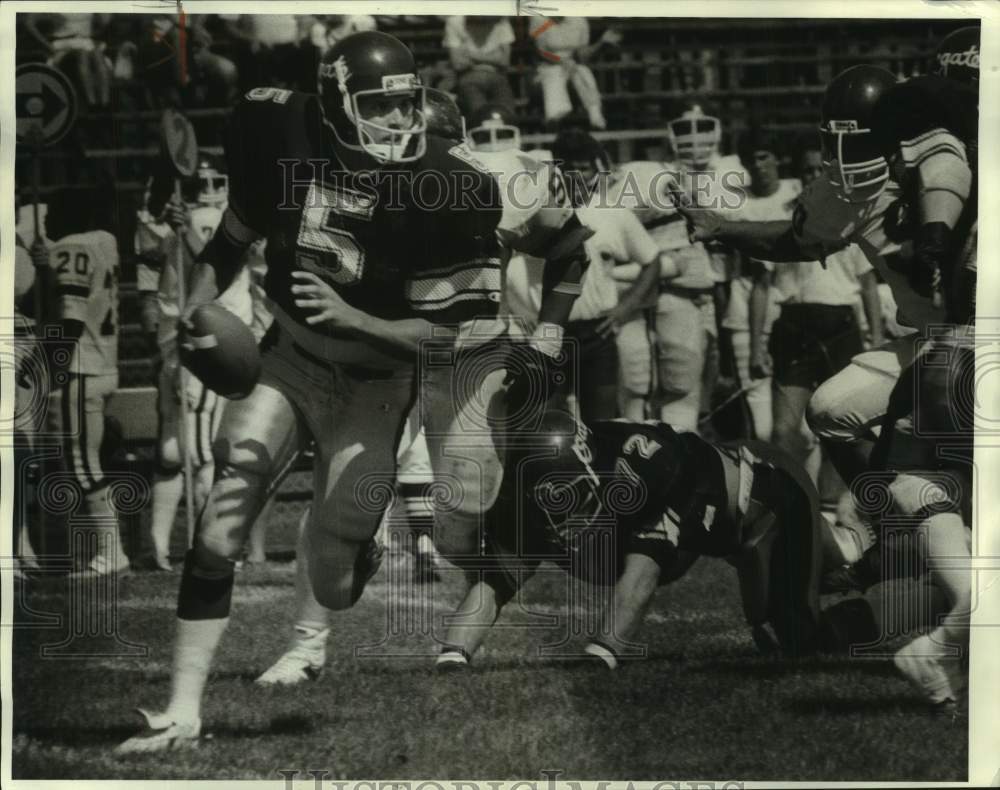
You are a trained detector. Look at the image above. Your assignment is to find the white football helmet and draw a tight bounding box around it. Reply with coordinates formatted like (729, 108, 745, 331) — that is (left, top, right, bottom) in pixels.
(667, 104, 722, 168)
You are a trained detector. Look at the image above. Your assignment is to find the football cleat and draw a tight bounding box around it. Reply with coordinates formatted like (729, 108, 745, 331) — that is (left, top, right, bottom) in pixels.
(255, 627, 328, 686)
(72, 552, 131, 578)
(115, 708, 201, 754)
(893, 634, 967, 706)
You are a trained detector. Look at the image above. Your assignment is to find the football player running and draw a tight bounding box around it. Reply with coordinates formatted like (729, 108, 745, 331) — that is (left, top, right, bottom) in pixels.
(136, 156, 269, 571)
(254, 90, 597, 686)
(434, 409, 825, 670)
(117, 32, 503, 752)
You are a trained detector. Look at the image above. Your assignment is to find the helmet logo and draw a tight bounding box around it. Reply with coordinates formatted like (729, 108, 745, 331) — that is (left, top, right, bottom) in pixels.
(827, 119, 861, 132)
(334, 56, 352, 88)
(382, 73, 417, 91)
(938, 45, 980, 71)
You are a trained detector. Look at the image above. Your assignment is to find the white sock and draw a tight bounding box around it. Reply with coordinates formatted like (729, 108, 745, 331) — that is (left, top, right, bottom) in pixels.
(165, 617, 229, 724)
(291, 521, 331, 643)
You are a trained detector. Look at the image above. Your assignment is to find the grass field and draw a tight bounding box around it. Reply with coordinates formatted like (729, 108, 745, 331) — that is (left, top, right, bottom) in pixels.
(11, 553, 967, 782)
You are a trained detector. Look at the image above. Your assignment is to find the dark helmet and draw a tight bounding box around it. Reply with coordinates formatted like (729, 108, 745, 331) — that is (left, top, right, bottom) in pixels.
(467, 102, 521, 152)
(182, 153, 228, 208)
(317, 30, 427, 164)
(519, 410, 602, 542)
(933, 26, 980, 85)
(423, 88, 466, 143)
(820, 65, 898, 202)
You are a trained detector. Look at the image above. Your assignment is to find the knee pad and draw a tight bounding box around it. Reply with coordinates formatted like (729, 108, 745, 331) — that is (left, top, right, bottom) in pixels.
(177, 549, 235, 620)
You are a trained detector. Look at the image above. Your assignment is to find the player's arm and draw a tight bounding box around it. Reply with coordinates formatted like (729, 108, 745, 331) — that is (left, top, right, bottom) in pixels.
(585, 552, 663, 669)
(291, 271, 448, 354)
(436, 529, 536, 670)
(909, 147, 973, 300)
(858, 269, 885, 348)
(594, 212, 664, 339)
(187, 208, 260, 311)
(679, 192, 836, 263)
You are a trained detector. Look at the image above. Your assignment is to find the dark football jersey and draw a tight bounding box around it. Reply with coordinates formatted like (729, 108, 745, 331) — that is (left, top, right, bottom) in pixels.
(224, 89, 504, 341)
(485, 421, 740, 589)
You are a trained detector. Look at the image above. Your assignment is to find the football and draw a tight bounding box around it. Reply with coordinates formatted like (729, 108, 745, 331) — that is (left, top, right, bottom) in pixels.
(179, 303, 261, 400)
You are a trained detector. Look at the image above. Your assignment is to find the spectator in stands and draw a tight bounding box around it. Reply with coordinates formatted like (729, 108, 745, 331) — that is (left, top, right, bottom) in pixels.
(298, 15, 378, 92)
(443, 16, 516, 117)
(134, 14, 237, 109)
(528, 17, 621, 130)
(311, 14, 377, 50)
(746, 137, 885, 484)
(215, 14, 308, 91)
(23, 13, 112, 109)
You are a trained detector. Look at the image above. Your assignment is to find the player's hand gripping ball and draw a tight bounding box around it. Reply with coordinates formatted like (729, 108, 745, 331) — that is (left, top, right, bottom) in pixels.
(179, 304, 261, 400)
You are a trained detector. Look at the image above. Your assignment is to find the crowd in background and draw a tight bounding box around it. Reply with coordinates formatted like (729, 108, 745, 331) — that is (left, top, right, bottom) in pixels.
(17, 13, 620, 130)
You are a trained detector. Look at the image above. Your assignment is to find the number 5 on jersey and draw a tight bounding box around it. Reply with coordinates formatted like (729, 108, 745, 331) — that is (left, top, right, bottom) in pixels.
(296, 182, 366, 285)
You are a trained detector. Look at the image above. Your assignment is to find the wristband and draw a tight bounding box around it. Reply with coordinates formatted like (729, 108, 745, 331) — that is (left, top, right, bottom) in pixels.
(528, 322, 564, 359)
(584, 640, 619, 670)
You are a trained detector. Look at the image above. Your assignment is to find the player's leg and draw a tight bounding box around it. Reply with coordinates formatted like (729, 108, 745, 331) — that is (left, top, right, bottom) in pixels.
(568, 63, 607, 130)
(731, 441, 824, 656)
(150, 362, 184, 570)
(805, 335, 916, 490)
(188, 383, 221, 534)
(305, 365, 414, 611)
(396, 418, 441, 583)
(255, 505, 332, 686)
(586, 552, 663, 669)
(577, 324, 619, 423)
(538, 62, 573, 125)
(655, 293, 707, 432)
(421, 344, 508, 561)
(74, 372, 128, 573)
(117, 377, 301, 753)
(771, 380, 815, 468)
(616, 310, 653, 422)
(891, 333, 973, 705)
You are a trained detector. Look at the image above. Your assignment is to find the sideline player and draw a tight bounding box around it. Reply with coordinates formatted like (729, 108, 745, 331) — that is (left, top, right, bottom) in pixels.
(434, 409, 824, 669)
(611, 103, 744, 431)
(41, 187, 127, 575)
(117, 31, 504, 752)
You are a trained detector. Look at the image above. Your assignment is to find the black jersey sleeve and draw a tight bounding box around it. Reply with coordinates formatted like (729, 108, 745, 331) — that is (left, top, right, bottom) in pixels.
(224, 88, 308, 236)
